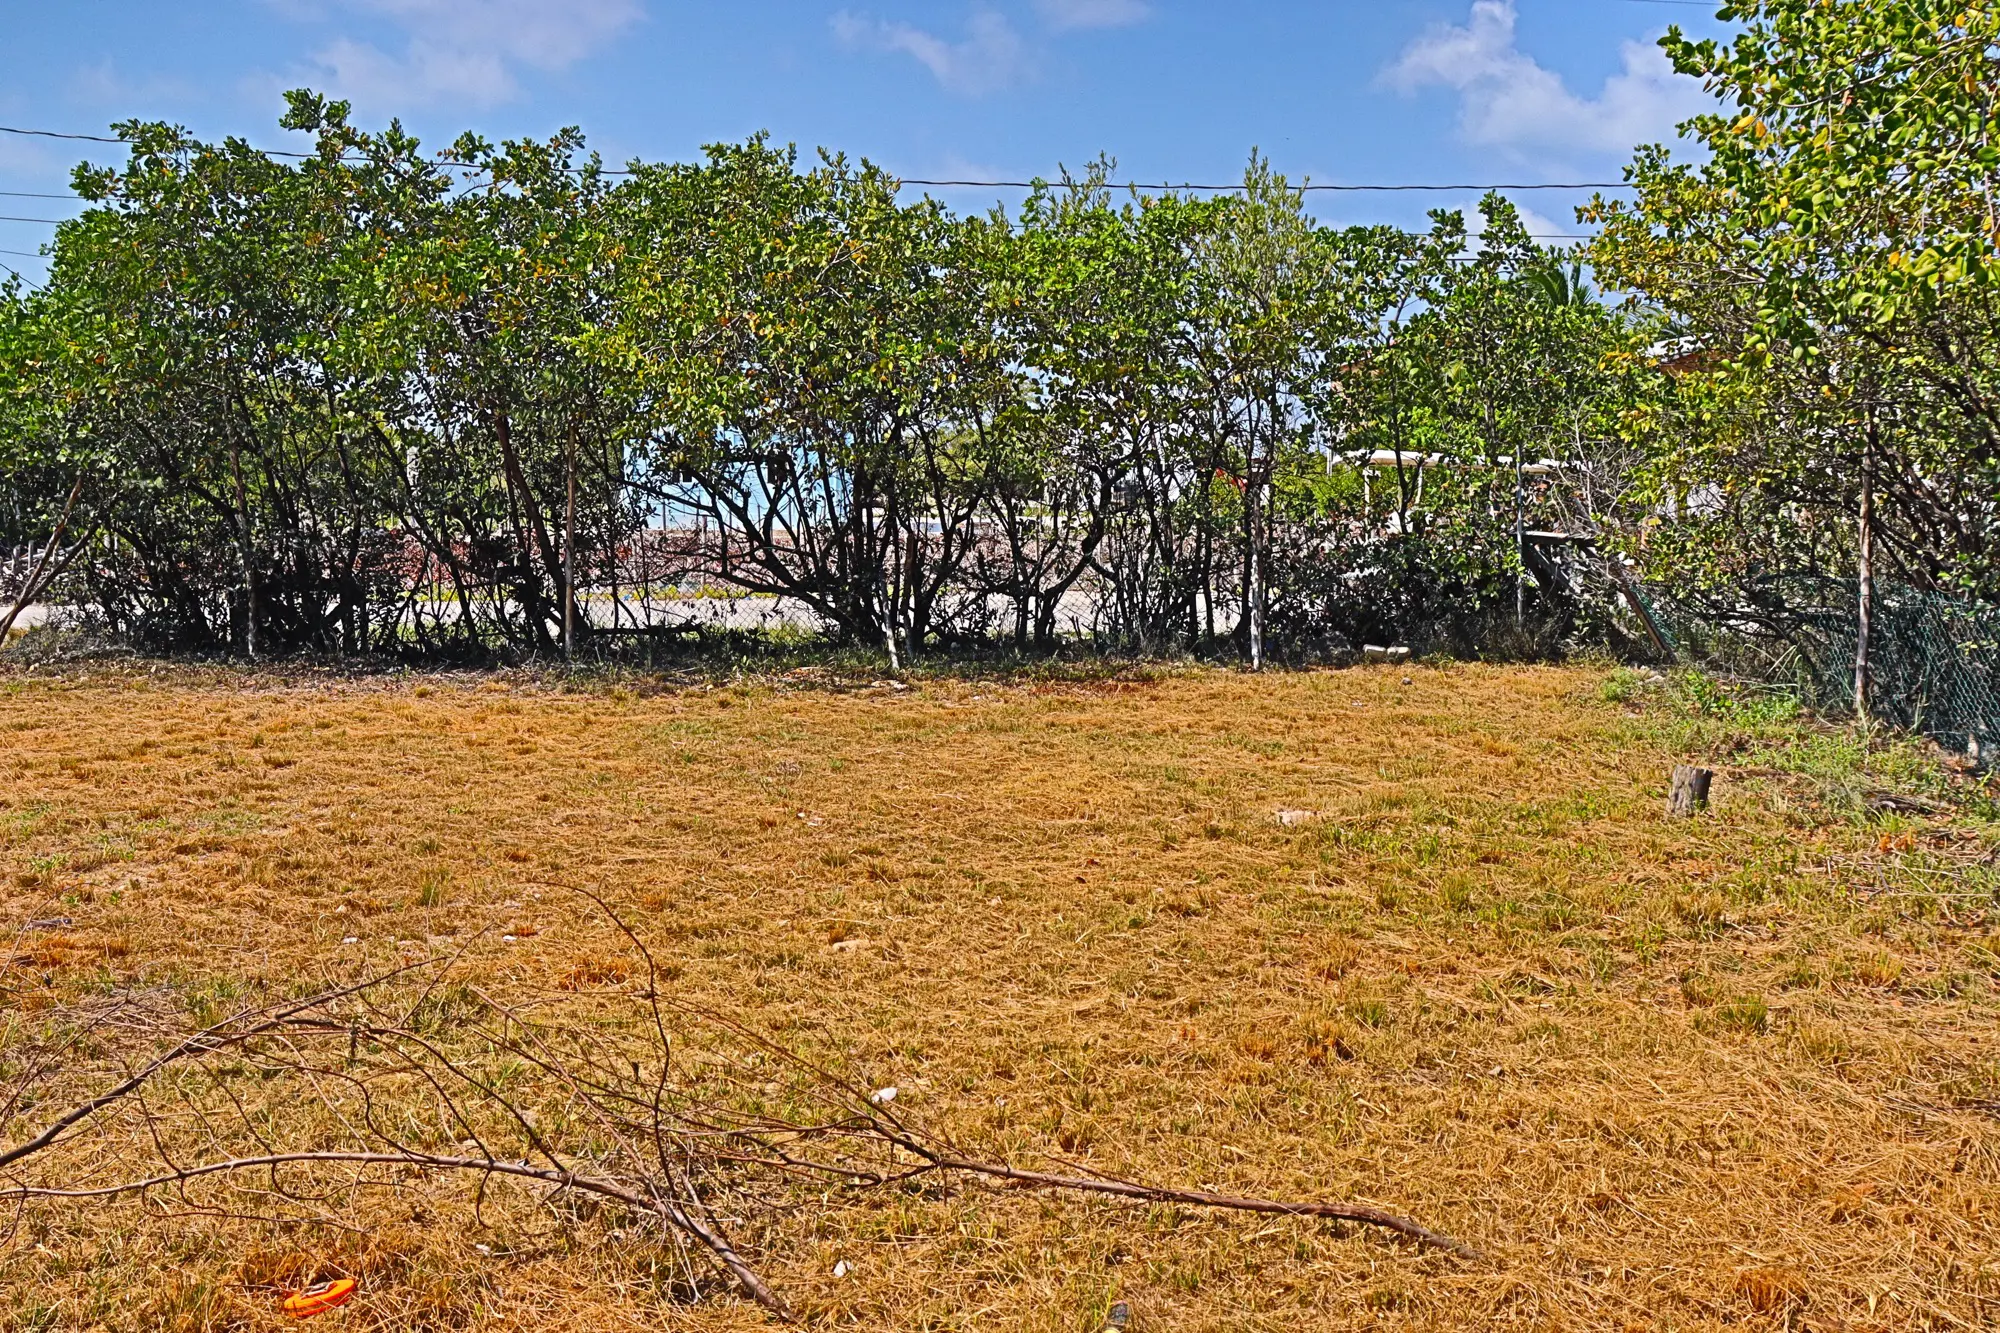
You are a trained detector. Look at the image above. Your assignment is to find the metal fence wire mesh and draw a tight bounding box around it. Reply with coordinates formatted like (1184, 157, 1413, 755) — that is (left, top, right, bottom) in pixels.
(1818, 584, 2000, 755)
(1645, 578, 2000, 756)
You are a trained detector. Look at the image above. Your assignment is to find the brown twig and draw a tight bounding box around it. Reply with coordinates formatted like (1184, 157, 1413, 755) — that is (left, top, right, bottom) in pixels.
(0, 1150, 794, 1321)
(927, 1156, 1482, 1259)
(0, 958, 442, 1173)
(0, 894, 1481, 1327)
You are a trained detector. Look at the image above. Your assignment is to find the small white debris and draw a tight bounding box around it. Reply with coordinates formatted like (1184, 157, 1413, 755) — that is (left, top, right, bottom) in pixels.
(869, 1086, 898, 1105)
(342, 936, 360, 945)
(832, 1260, 851, 1278)
(474, 1243, 493, 1255)
(987, 897, 1002, 908)
(334, 904, 349, 915)
(1362, 644, 1412, 664)
(503, 935, 518, 943)
(1275, 809, 1319, 828)
(1489, 1065, 1504, 1078)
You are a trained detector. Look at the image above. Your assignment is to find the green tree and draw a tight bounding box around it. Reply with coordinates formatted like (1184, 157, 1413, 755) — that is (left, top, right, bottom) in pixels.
(1588, 0, 2000, 703)
(604, 137, 1015, 659)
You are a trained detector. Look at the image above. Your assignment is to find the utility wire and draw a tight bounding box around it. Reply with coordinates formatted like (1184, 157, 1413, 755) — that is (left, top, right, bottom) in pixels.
(0, 126, 122, 144)
(1, 122, 1634, 196)
(896, 178, 1626, 192)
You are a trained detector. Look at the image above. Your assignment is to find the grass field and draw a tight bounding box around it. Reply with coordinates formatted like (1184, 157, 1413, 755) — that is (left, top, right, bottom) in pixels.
(1, 661, 1996, 1331)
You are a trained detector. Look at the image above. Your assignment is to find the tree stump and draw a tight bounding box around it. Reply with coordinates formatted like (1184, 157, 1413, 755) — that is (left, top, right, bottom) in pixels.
(1667, 765, 1713, 818)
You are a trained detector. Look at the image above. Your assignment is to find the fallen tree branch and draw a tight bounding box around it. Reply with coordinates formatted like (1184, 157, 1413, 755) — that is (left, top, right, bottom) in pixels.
(0, 958, 441, 1173)
(0, 895, 1480, 1324)
(927, 1156, 1481, 1259)
(0, 1150, 792, 1320)
(644, 978, 1482, 1260)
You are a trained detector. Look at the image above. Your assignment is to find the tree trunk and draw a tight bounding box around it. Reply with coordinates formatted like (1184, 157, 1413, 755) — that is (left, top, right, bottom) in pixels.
(1245, 432, 1264, 672)
(563, 434, 577, 660)
(0, 477, 83, 645)
(1513, 443, 1526, 631)
(1248, 499, 1264, 670)
(229, 447, 257, 661)
(493, 408, 568, 654)
(1667, 765, 1713, 818)
(1855, 411, 1877, 724)
(880, 495, 901, 671)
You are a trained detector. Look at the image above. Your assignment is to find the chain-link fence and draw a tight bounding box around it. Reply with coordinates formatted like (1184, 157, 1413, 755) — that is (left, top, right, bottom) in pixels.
(1806, 583, 2000, 755)
(1639, 576, 2000, 756)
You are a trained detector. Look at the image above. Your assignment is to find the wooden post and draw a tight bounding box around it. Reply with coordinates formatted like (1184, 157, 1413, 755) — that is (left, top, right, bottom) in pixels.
(1667, 765, 1713, 818)
(1608, 559, 1675, 663)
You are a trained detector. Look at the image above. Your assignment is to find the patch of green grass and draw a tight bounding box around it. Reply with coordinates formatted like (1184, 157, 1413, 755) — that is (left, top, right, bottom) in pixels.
(1603, 666, 1985, 820)
(1701, 994, 1770, 1036)
(1599, 666, 1662, 705)
(416, 868, 450, 909)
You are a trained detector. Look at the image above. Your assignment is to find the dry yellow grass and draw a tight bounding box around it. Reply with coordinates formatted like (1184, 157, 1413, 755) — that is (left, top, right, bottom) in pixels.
(1, 661, 1997, 1331)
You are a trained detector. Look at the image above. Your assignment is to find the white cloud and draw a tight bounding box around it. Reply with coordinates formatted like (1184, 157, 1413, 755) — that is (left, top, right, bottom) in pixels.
(831, 10, 1031, 96)
(351, 0, 641, 71)
(1032, 0, 1148, 31)
(1466, 198, 1578, 246)
(1383, 0, 1709, 160)
(308, 36, 517, 107)
(285, 0, 642, 109)
(1516, 202, 1578, 243)
(68, 59, 203, 109)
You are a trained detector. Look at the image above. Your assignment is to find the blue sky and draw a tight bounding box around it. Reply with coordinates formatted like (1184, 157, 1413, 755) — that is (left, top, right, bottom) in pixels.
(0, 1, 1733, 286)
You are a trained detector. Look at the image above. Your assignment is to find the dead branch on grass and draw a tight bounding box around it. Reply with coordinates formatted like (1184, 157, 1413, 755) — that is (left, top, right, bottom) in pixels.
(0, 897, 1477, 1322)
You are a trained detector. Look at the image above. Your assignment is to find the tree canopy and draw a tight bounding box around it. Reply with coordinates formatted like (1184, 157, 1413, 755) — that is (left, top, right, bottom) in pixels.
(11, 9, 1995, 699)
(2, 96, 1643, 661)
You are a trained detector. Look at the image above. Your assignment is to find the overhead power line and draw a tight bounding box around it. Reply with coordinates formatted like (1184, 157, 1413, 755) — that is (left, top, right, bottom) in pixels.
(897, 178, 1626, 192)
(0, 125, 123, 144)
(1, 121, 1634, 197)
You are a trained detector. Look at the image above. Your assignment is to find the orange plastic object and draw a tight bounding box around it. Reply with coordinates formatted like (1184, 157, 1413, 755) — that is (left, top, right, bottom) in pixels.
(281, 1278, 357, 1319)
